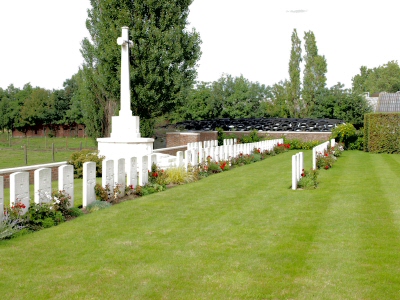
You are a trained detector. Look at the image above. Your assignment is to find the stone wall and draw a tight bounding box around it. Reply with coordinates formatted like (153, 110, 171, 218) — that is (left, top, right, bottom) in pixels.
(0, 162, 67, 189)
(12, 124, 86, 138)
(153, 146, 187, 156)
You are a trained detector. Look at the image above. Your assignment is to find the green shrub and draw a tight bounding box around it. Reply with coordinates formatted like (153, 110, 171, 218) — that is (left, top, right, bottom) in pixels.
(85, 200, 112, 213)
(68, 149, 104, 179)
(24, 203, 65, 231)
(94, 183, 110, 201)
(149, 163, 168, 185)
(208, 161, 222, 173)
(165, 167, 196, 184)
(216, 127, 226, 146)
(135, 183, 166, 196)
(364, 113, 400, 153)
(240, 130, 261, 143)
(52, 190, 71, 218)
(68, 207, 84, 217)
(331, 123, 357, 150)
(284, 138, 323, 150)
(297, 169, 319, 189)
(42, 217, 55, 228)
(348, 129, 364, 150)
(0, 214, 25, 240)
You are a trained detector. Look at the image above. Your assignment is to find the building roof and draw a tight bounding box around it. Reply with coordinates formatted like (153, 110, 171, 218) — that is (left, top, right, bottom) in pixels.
(376, 92, 400, 112)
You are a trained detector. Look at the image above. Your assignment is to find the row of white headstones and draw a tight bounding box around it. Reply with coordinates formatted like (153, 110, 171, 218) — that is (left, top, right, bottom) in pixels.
(291, 139, 336, 190)
(0, 138, 283, 219)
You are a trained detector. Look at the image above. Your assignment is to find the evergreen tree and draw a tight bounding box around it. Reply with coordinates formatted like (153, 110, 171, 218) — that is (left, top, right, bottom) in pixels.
(80, 0, 201, 138)
(287, 29, 302, 118)
(302, 31, 327, 117)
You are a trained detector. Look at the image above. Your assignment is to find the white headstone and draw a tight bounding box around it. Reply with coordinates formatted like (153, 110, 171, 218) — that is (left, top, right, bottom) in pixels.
(148, 154, 157, 172)
(58, 165, 74, 207)
(198, 148, 204, 164)
(115, 158, 125, 197)
(191, 149, 197, 166)
(204, 148, 210, 161)
(10, 172, 30, 214)
(292, 154, 298, 190)
(176, 151, 184, 167)
(299, 152, 304, 179)
(83, 162, 96, 207)
(127, 157, 137, 188)
(139, 155, 149, 186)
(331, 138, 336, 147)
(219, 146, 225, 161)
(102, 159, 114, 195)
(0, 176, 3, 221)
(34, 168, 52, 204)
(184, 150, 191, 170)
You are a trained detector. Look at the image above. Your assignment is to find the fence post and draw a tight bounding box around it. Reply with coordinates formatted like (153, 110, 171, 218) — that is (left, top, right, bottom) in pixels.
(0, 176, 3, 222)
(24, 145, 28, 165)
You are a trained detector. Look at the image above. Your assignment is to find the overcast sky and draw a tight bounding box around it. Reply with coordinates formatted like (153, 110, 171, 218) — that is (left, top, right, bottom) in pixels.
(0, 0, 399, 91)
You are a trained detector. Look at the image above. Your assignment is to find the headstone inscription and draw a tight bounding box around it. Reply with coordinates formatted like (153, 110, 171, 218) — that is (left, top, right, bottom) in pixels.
(34, 168, 52, 204)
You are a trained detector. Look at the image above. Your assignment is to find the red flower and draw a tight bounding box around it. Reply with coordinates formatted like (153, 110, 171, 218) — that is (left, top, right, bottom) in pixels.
(324, 165, 329, 170)
(220, 162, 227, 170)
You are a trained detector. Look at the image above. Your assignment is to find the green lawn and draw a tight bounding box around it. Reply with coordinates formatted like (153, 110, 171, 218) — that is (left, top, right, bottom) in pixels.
(0, 151, 400, 299)
(0, 134, 96, 169)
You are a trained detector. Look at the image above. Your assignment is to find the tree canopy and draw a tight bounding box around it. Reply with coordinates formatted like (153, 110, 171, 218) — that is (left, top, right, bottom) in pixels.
(173, 74, 273, 121)
(80, 0, 202, 138)
(352, 60, 400, 95)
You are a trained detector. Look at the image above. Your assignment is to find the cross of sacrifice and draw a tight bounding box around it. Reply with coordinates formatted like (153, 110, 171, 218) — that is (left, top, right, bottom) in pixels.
(117, 26, 134, 117)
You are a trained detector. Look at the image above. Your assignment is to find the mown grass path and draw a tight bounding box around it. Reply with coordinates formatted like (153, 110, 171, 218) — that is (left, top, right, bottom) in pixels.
(0, 151, 399, 299)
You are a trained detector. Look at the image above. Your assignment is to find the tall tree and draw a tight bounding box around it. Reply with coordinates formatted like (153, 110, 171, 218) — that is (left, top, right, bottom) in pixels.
(302, 31, 327, 117)
(287, 29, 302, 118)
(80, 0, 202, 138)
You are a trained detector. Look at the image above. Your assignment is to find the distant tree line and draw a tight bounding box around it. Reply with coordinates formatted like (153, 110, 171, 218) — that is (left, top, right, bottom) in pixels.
(0, 74, 83, 133)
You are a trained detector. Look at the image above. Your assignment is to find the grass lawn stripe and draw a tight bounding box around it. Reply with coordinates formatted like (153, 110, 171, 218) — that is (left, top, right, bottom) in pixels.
(295, 152, 400, 299)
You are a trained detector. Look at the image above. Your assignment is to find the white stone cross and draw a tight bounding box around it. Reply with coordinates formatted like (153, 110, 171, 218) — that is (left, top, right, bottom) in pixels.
(117, 26, 134, 117)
